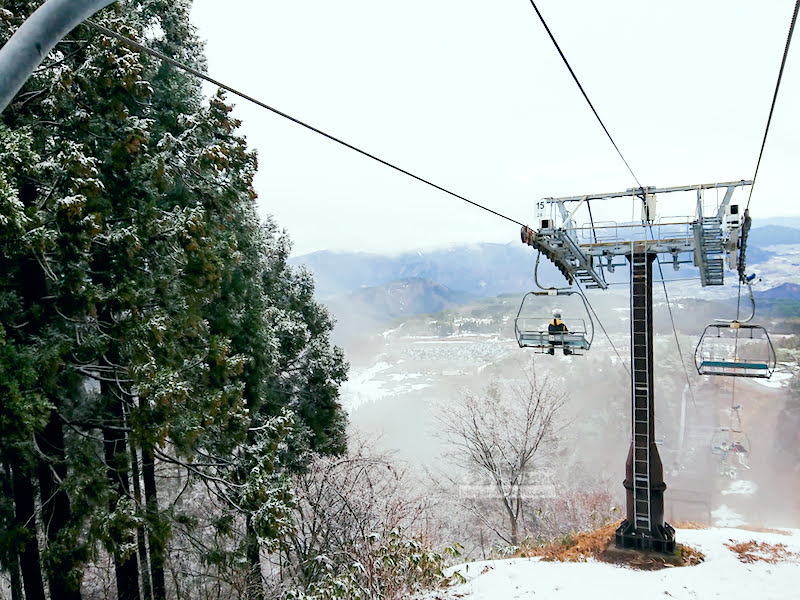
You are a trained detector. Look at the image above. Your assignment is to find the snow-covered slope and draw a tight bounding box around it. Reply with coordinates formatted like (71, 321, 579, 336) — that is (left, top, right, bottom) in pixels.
(424, 527, 800, 600)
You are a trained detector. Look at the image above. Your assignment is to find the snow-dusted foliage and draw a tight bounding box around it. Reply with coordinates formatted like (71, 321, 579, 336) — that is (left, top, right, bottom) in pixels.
(0, 2, 347, 600)
(268, 437, 459, 600)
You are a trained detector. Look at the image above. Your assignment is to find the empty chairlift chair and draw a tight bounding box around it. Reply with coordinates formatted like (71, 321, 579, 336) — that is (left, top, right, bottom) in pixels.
(694, 323, 776, 378)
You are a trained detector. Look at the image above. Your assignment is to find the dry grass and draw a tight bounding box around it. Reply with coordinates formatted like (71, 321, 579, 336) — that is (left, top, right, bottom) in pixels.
(519, 521, 621, 562)
(672, 521, 708, 530)
(675, 544, 706, 567)
(517, 520, 705, 570)
(724, 540, 799, 564)
(736, 525, 793, 536)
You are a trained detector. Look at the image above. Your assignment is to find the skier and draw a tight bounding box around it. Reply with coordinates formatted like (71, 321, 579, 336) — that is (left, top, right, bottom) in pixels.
(548, 310, 572, 355)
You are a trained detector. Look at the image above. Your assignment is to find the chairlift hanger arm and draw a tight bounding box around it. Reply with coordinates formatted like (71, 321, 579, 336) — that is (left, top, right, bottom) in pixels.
(715, 283, 756, 324)
(534, 251, 571, 292)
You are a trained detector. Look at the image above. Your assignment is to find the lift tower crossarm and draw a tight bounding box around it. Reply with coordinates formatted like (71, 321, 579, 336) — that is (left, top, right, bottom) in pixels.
(544, 180, 753, 204)
(527, 180, 752, 289)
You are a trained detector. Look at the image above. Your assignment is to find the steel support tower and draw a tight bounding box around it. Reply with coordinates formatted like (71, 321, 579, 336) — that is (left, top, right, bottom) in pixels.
(521, 180, 752, 554)
(615, 249, 674, 552)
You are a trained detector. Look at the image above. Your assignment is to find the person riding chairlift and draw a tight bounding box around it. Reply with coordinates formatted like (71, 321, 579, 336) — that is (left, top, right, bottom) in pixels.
(548, 310, 572, 356)
(731, 440, 750, 469)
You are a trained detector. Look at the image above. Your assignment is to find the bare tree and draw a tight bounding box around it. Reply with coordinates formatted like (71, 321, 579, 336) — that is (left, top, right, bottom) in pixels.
(269, 435, 448, 599)
(437, 361, 568, 547)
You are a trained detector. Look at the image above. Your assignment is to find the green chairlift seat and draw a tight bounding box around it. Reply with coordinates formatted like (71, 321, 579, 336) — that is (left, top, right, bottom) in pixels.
(694, 323, 776, 379)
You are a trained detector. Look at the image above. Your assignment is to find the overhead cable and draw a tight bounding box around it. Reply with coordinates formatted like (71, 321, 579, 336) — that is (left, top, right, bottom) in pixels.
(735, 0, 797, 374)
(746, 0, 799, 210)
(86, 21, 526, 228)
(525, 1, 643, 190)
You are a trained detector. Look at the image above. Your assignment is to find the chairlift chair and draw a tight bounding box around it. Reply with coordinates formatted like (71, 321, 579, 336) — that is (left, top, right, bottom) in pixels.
(694, 322, 776, 378)
(711, 427, 750, 473)
(711, 427, 750, 456)
(514, 290, 594, 355)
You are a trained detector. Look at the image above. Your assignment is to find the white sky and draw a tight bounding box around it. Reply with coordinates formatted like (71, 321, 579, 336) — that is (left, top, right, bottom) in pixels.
(188, 1, 800, 256)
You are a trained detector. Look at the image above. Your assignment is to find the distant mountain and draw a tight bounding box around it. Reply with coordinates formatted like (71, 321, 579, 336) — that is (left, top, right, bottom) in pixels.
(291, 242, 563, 299)
(324, 278, 476, 344)
(747, 225, 800, 247)
(736, 225, 800, 267)
(754, 282, 800, 300)
(751, 216, 800, 230)
(743, 246, 774, 266)
(328, 277, 474, 321)
(293, 226, 795, 303)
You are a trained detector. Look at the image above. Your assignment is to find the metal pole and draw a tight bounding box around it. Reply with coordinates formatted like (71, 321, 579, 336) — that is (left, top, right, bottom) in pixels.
(0, 0, 118, 114)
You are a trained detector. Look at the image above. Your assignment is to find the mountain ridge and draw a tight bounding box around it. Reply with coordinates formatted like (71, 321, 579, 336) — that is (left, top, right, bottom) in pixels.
(292, 225, 796, 301)
(324, 277, 476, 345)
(290, 242, 557, 299)
(746, 225, 800, 247)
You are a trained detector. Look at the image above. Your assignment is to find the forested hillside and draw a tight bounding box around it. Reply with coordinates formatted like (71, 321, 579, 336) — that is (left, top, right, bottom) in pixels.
(1, 2, 347, 599)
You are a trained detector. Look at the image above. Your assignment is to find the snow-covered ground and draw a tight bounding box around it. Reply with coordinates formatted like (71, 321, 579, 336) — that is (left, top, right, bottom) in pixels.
(339, 329, 522, 412)
(424, 527, 800, 600)
(753, 370, 794, 389)
(712, 504, 747, 527)
(340, 359, 434, 412)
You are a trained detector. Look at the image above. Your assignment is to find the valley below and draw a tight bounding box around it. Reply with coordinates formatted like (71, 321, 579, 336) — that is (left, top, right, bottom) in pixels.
(300, 236, 800, 536)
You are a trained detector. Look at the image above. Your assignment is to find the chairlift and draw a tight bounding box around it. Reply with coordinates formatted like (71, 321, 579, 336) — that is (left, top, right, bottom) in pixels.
(514, 290, 594, 355)
(711, 427, 750, 456)
(711, 427, 750, 472)
(694, 322, 776, 378)
(694, 278, 776, 378)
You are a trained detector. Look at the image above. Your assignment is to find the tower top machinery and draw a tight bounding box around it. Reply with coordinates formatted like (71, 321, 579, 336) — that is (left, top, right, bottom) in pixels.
(521, 180, 753, 290)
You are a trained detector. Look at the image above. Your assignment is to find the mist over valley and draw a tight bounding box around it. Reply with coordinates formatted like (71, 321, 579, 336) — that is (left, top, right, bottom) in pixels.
(294, 226, 800, 532)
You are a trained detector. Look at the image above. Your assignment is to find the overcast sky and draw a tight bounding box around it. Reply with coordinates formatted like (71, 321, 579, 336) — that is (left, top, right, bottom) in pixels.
(188, 1, 799, 256)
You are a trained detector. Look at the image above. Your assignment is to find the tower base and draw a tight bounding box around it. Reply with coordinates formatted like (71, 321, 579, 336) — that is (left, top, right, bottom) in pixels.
(615, 519, 676, 554)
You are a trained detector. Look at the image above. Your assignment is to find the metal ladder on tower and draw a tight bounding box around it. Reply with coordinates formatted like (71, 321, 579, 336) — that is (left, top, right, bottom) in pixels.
(694, 216, 725, 286)
(631, 250, 652, 533)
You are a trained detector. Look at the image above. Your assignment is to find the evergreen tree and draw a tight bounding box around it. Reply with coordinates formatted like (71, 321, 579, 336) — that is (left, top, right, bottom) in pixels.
(1, 2, 348, 598)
